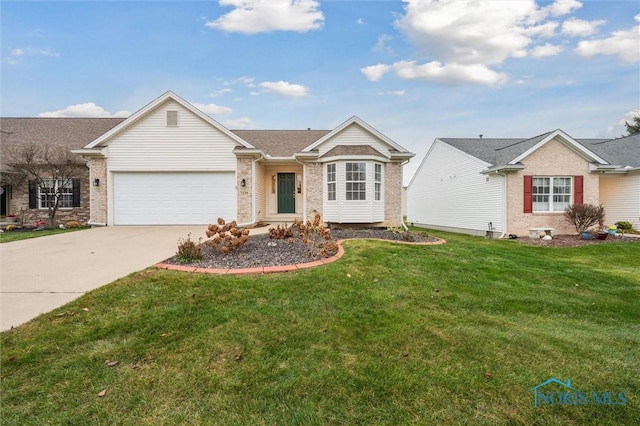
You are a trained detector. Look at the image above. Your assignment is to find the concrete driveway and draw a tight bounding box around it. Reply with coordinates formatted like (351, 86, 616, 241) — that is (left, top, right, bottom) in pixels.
(0, 226, 205, 331)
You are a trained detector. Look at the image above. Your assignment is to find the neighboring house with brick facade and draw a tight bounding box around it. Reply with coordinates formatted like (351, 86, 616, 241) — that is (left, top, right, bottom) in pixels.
(407, 130, 640, 237)
(69, 91, 414, 227)
(0, 117, 124, 226)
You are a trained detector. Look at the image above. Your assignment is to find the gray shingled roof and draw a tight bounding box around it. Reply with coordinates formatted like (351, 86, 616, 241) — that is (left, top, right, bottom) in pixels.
(231, 130, 331, 157)
(0, 117, 125, 170)
(441, 131, 639, 169)
(321, 145, 386, 158)
(582, 133, 640, 168)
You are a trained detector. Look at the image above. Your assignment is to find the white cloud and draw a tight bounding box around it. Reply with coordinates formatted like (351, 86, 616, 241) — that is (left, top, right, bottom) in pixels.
(373, 34, 394, 55)
(544, 0, 582, 17)
(259, 80, 309, 97)
(392, 60, 508, 86)
(222, 117, 256, 129)
(193, 102, 233, 115)
(561, 18, 606, 37)
(38, 103, 130, 118)
(575, 14, 640, 63)
(206, 0, 324, 34)
(361, 64, 391, 82)
(604, 109, 640, 136)
(6, 47, 60, 65)
(208, 88, 233, 97)
(356, 18, 365, 25)
(530, 43, 564, 57)
(363, 0, 590, 86)
(378, 90, 405, 96)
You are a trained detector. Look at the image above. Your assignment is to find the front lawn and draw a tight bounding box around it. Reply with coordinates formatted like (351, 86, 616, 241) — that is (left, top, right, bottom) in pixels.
(2, 232, 639, 424)
(0, 225, 89, 243)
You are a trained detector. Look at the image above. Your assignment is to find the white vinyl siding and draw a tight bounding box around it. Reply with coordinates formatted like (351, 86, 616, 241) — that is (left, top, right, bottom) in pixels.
(106, 100, 238, 172)
(407, 140, 504, 234)
(112, 172, 235, 225)
(599, 174, 640, 230)
(324, 160, 384, 223)
(316, 123, 390, 157)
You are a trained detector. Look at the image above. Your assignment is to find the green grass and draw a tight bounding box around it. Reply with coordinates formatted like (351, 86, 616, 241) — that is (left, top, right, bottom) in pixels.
(2, 231, 639, 424)
(0, 225, 89, 243)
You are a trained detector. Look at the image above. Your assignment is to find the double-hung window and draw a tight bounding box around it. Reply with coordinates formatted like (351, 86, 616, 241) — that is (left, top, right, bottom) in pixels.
(374, 163, 382, 201)
(533, 177, 571, 212)
(345, 162, 366, 200)
(327, 163, 336, 201)
(39, 179, 73, 209)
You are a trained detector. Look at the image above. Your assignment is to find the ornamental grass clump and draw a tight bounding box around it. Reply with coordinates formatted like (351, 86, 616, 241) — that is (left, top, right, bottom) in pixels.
(175, 233, 202, 263)
(268, 214, 337, 258)
(564, 203, 605, 233)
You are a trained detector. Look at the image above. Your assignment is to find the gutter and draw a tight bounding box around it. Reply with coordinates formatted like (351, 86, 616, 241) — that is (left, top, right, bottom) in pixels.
(497, 171, 507, 239)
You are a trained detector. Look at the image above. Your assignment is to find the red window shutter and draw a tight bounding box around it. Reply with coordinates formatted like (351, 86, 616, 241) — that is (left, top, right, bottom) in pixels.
(574, 176, 584, 205)
(524, 175, 533, 213)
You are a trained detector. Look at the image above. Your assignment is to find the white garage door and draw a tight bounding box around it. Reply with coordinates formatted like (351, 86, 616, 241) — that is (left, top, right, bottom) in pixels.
(113, 172, 236, 225)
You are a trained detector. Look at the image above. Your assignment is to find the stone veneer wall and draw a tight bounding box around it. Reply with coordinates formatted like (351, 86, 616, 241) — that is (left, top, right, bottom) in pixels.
(89, 158, 108, 225)
(8, 164, 91, 226)
(304, 162, 323, 222)
(383, 162, 403, 226)
(236, 156, 253, 224)
(506, 138, 599, 236)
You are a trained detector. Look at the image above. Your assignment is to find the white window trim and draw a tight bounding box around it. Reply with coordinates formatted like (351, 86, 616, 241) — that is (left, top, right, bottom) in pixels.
(532, 176, 572, 213)
(167, 110, 179, 127)
(38, 179, 73, 210)
(374, 163, 382, 202)
(345, 162, 367, 201)
(326, 163, 336, 202)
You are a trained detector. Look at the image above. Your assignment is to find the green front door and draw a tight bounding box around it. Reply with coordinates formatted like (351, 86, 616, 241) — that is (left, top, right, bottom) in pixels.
(277, 173, 296, 214)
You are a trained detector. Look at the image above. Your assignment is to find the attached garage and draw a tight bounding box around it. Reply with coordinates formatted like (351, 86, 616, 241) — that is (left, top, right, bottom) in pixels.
(112, 172, 236, 225)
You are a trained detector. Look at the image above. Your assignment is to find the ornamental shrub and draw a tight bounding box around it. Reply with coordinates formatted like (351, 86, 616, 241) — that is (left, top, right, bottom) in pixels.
(176, 233, 202, 263)
(615, 221, 633, 231)
(564, 204, 605, 233)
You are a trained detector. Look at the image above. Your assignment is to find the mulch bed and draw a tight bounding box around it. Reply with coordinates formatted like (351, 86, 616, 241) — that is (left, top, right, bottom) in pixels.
(163, 228, 439, 269)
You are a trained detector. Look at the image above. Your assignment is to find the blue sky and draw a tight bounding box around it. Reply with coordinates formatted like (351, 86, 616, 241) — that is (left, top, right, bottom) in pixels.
(2, 0, 639, 182)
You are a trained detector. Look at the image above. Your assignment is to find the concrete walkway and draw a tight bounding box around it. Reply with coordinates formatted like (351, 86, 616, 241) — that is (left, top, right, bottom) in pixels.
(0, 226, 208, 331)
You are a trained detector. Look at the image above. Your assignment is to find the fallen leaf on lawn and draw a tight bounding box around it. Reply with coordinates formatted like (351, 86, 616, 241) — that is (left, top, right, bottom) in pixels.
(107, 360, 119, 367)
(484, 371, 492, 379)
(82, 308, 89, 312)
(234, 353, 242, 361)
(98, 389, 107, 397)
(347, 273, 351, 278)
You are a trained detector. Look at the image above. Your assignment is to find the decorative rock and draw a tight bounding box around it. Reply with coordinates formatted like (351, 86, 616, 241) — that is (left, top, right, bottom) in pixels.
(542, 235, 552, 241)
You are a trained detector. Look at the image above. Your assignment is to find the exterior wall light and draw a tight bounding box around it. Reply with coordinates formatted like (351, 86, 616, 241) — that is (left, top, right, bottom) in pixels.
(93, 178, 100, 187)
(241, 178, 246, 187)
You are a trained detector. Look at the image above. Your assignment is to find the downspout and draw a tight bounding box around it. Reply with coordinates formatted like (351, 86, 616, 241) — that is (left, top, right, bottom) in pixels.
(251, 157, 257, 225)
(400, 159, 410, 231)
(295, 157, 306, 223)
(497, 171, 507, 239)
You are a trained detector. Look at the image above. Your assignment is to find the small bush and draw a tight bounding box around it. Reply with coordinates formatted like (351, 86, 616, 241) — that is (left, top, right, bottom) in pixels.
(564, 204, 605, 233)
(176, 233, 202, 263)
(65, 220, 79, 228)
(5, 224, 18, 231)
(615, 221, 633, 231)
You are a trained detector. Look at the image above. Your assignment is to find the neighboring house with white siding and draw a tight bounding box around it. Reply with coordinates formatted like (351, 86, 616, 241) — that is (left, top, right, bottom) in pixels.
(407, 130, 640, 237)
(66, 91, 414, 227)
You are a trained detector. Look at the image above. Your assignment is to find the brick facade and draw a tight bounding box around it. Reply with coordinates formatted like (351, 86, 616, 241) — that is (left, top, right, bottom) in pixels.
(89, 158, 108, 225)
(506, 138, 598, 236)
(303, 162, 323, 221)
(383, 162, 403, 226)
(236, 156, 253, 224)
(7, 164, 91, 226)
